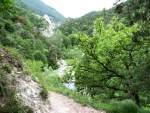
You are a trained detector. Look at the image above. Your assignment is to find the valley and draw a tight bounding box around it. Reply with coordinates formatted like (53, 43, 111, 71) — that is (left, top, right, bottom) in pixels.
(0, 0, 150, 113)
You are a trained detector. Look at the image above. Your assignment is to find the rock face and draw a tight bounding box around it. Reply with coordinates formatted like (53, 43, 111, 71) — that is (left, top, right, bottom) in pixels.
(14, 69, 51, 113)
(42, 15, 55, 37)
(0, 48, 51, 113)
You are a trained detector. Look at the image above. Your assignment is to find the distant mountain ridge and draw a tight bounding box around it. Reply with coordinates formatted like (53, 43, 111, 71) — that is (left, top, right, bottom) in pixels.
(23, 0, 65, 22)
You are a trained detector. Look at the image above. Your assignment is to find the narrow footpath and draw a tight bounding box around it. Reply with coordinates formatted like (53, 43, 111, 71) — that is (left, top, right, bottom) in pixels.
(49, 92, 105, 113)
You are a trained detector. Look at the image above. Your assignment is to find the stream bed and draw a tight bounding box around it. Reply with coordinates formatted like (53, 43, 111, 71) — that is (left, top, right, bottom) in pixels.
(57, 59, 76, 90)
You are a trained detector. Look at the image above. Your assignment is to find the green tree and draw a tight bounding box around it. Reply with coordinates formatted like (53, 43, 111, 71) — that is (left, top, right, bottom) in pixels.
(0, 0, 15, 12)
(47, 45, 60, 69)
(75, 18, 150, 106)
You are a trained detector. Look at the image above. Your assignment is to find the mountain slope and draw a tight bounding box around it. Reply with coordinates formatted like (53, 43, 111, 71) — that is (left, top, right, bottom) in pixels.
(58, 9, 116, 36)
(23, 0, 65, 22)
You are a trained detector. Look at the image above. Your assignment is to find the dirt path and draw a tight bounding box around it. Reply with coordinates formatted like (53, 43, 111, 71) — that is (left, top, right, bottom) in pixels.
(49, 92, 105, 113)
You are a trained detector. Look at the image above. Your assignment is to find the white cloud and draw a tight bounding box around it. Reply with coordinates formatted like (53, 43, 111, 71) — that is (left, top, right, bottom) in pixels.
(41, 0, 117, 18)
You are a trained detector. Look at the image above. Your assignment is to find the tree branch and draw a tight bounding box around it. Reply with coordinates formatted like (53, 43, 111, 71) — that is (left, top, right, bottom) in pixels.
(89, 52, 125, 79)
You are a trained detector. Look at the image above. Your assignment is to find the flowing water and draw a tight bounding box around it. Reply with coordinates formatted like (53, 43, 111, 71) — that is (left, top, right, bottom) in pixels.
(57, 59, 76, 90)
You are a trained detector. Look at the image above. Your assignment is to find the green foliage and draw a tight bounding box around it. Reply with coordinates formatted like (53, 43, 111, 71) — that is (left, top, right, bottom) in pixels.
(116, 0, 150, 24)
(4, 22, 15, 32)
(0, 54, 3, 61)
(0, 35, 16, 47)
(59, 9, 115, 37)
(23, 0, 65, 22)
(23, 60, 44, 76)
(0, 0, 149, 112)
(6, 47, 22, 59)
(0, 0, 61, 68)
(23, 60, 58, 88)
(20, 30, 33, 39)
(1, 94, 33, 113)
(62, 47, 82, 59)
(138, 108, 150, 113)
(0, 63, 13, 96)
(110, 100, 138, 113)
(0, 0, 15, 12)
(33, 51, 47, 64)
(2, 64, 11, 73)
(72, 17, 150, 107)
(0, 73, 8, 96)
(40, 87, 48, 100)
(47, 45, 60, 69)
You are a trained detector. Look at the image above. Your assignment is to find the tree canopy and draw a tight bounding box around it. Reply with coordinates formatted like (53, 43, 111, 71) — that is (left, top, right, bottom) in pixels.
(0, 0, 15, 11)
(74, 17, 150, 106)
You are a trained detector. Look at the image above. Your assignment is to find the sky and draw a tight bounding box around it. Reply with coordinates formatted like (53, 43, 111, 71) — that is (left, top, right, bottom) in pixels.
(41, 0, 118, 18)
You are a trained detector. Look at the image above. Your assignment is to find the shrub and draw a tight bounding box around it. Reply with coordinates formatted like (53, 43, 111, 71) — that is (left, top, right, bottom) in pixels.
(40, 87, 48, 100)
(6, 47, 21, 59)
(0, 54, 3, 61)
(23, 106, 34, 113)
(0, 70, 14, 97)
(0, 36, 16, 47)
(110, 100, 138, 113)
(1, 95, 34, 113)
(138, 108, 150, 113)
(4, 22, 15, 33)
(0, 0, 15, 11)
(20, 31, 33, 39)
(33, 51, 47, 64)
(2, 64, 11, 73)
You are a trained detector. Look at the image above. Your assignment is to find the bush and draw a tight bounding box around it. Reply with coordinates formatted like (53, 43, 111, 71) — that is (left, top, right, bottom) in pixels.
(0, 35, 16, 47)
(0, 70, 13, 97)
(138, 108, 150, 113)
(33, 51, 47, 64)
(40, 87, 48, 100)
(4, 22, 15, 33)
(110, 100, 138, 113)
(20, 31, 33, 39)
(1, 95, 34, 113)
(2, 64, 11, 73)
(0, 54, 3, 61)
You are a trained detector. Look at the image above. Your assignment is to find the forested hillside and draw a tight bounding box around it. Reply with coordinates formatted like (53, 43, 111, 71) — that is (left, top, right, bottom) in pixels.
(0, 0, 150, 113)
(23, 0, 65, 22)
(59, 9, 116, 36)
(0, 1, 63, 112)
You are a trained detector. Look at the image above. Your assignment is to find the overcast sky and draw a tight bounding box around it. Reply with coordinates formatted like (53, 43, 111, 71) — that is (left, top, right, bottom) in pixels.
(41, 0, 118, 18)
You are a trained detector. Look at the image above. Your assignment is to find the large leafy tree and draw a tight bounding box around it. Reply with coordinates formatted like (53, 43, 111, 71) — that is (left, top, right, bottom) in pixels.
(0, 0, 15, 12)
(115, 0, 150, 24)
(75, 18, 150, 106)
(115, 0, 150, 41)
